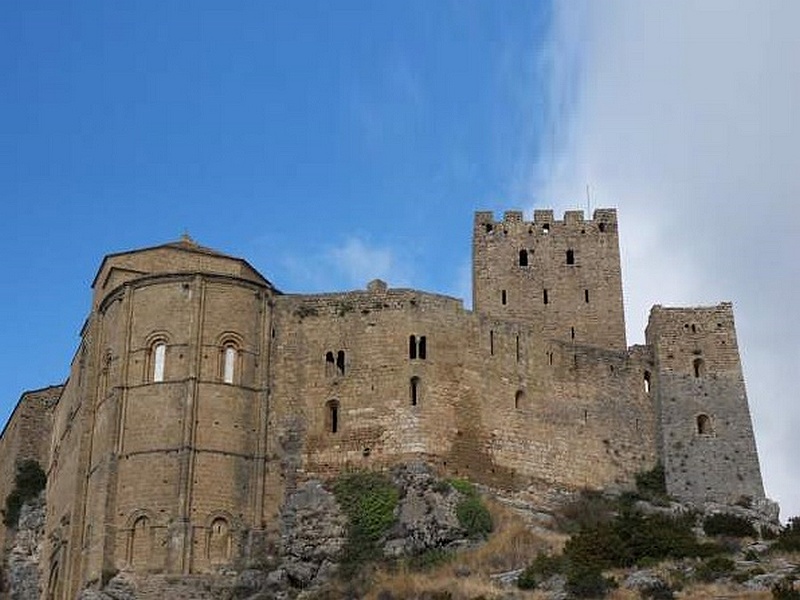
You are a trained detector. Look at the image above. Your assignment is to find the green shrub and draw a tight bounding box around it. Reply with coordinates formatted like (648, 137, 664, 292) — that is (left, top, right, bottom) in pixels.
(2, 460, 46, 527)
(635, 464, 668, 503)
(456, 496, 492, 539)
(703, 513, 757, 538)
(333, 471, 399, 575)
(564, 504, 711, 571)
(448, 479, 493, 538)
(695, 555, 735, 582)
(556, 489, 616, 533)
(566, 562, 615, 598)
(517, 552, 566, 590)
(775, 517, 800, 552)
(447, 478, 474, 496)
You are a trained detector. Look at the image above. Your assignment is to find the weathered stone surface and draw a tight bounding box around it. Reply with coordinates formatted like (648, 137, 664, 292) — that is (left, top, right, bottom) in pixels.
(7, 494, 45, 600)
(280, 480, 347, 589)
(384, 463, 465, 557)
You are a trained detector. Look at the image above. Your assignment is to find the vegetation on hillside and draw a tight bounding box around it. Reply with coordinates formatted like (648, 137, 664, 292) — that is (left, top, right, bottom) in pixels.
(332, 471, 399, 577)
(2, 459, 46, 527)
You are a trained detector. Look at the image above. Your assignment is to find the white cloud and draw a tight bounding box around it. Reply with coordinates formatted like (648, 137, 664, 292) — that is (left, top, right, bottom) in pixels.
(282, 236, 413, 292)
(534, 1, 800, 519)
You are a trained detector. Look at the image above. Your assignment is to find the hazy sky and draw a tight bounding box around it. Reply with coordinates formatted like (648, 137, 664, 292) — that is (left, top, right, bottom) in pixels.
(2, 2, 797, 518)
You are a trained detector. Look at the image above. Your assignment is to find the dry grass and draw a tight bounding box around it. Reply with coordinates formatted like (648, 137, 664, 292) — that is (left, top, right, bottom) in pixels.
(364, 499, 566, 600)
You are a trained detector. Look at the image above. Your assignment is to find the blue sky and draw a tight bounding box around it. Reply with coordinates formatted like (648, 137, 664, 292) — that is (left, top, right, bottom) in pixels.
(3, 2, 799, 518)
(1, 1, 551, 387)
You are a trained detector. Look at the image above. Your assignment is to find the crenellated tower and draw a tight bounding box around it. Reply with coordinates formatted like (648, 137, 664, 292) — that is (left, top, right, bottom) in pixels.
(472, 209, 627, 351)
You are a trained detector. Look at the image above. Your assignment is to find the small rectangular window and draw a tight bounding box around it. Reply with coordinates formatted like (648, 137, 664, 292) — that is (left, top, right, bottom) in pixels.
(501, 290, 507, 305)
(418, 336, 427, 360)
(584, 289, 589, 303)
(543, 289, 549, 305)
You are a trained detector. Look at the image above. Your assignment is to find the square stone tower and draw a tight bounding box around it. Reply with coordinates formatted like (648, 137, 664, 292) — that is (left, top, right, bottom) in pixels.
(473, 209, 627, 351)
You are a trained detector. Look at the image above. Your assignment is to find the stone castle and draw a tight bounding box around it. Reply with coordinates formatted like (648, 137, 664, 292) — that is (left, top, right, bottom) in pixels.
(0, 208, 767, 598)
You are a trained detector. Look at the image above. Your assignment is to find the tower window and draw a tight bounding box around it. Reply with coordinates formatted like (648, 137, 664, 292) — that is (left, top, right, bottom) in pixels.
(410, 376, 421, 406)
(325, 351, 335, 376)
(644, 371, 651, 394)
(336, 350, 346, 376)
(584, 289, 590, 303)
(409, 335, 427, 360)
(570, 326, 575, 340)
(543, 289, 549, 305)
(490, 330, 494, 355)
(501, 290, 507, 305)
(222, 344, 237, 384)
(697, 413, 713, 435)
(693, 358, 704, 378)
(566, 249, 575, 265)
(514, 389, 525, 409)
(150, 341, 167, 383)
(598, 222, 606, 232)
(519, 249, 529, 266)
(542, 223, 550, 234)
(326, 399, 340, 434)
(515, 335, 520, 362)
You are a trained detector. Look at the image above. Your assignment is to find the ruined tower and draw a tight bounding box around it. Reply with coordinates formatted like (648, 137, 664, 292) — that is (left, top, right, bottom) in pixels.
(646, 304, 765, 505)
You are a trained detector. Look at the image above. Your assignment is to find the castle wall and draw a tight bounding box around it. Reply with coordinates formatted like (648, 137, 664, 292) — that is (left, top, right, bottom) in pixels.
(455, 319, 657, 492)
(0, 211, 769, 599)
(646, 304, 764, 505)
(268, 283, 658, 496)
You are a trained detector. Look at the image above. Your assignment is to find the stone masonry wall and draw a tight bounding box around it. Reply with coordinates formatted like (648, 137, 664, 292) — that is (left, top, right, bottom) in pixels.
(473, 209, 627, 352)
(646, 304, 764, 504)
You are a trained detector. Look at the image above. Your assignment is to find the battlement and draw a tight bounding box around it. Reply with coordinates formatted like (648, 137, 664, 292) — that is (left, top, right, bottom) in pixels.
(474, 208, 618, 235)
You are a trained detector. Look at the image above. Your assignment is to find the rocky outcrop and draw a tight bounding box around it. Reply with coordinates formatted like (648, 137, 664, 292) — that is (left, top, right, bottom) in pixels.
(384, 462, 468, 557)
(5, 493, 45, 600)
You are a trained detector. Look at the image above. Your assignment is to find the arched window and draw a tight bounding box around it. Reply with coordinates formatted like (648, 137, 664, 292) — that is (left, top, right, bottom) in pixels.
(697, 414, 713, 435)
(644, 371, 651, 395)
(410, 376, 421, 406)
(326, 399, 339, 434)
(148, 340, 167, 383)
(129, 515, 150, 568)
(325, 351, 335, 377)
(693, 358, 705, 378)
(336, 350, 346, 376)
(519, 249, 529, 266)
(208, 517, 231, 563)
(514, 389, 525, 409)
(222, 344, 237, 384)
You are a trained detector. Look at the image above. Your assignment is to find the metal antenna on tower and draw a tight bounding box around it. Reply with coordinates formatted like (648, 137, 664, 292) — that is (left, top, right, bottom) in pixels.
(586, 184, 591, 215)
